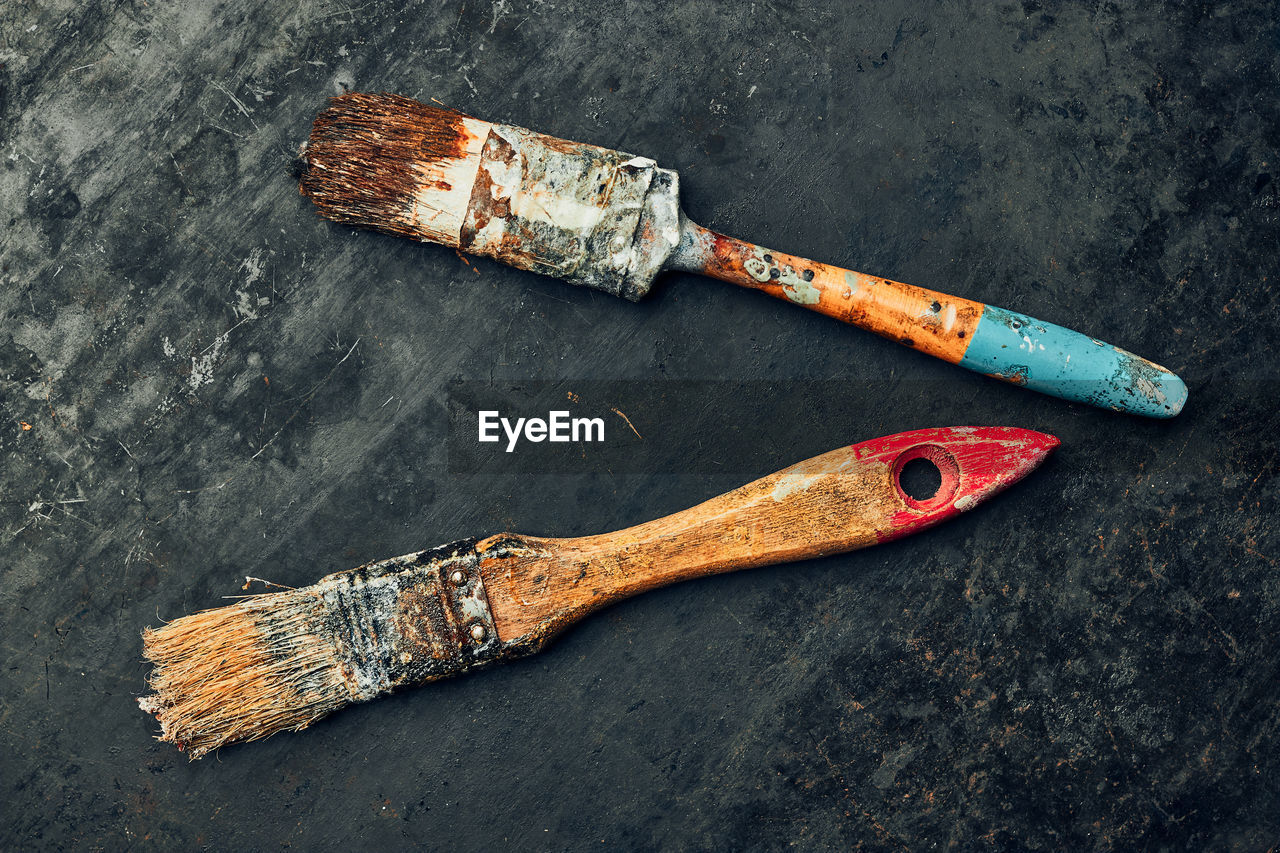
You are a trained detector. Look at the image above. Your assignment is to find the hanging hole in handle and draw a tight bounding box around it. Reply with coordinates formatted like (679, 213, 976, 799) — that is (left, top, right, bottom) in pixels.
(899, 457, 942, 501)
(892, 444, 960, 510)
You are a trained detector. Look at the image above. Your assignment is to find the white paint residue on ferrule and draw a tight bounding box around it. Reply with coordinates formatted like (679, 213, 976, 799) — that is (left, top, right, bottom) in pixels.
(514, 186, 606, 232)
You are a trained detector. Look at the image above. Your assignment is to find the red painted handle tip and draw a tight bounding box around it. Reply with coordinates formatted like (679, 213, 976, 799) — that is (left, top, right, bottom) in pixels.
(849, 426, 1059, 543)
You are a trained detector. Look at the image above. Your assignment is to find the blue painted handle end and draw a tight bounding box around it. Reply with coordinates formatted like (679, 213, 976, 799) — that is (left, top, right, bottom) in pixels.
(958, 306, 1187, 418)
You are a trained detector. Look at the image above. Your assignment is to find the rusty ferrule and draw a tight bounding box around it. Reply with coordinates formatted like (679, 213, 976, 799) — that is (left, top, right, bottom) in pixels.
(313, 539, 506, 701)
(457, 123, 682, 301)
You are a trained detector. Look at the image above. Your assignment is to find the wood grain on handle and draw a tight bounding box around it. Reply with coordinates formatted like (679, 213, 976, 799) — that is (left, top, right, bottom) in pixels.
(478, 427, 1059, 654)
(668, 219, 1187, 418)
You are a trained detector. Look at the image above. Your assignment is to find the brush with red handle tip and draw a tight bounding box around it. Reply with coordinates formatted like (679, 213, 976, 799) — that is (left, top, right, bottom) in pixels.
(139, 426, 1058, 758)
(297, 93, 1185, 418)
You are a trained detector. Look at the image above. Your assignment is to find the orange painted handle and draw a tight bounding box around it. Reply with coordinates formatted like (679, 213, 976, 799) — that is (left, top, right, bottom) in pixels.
(668, 219, 1187, 417)
(674, 221, 983, 363)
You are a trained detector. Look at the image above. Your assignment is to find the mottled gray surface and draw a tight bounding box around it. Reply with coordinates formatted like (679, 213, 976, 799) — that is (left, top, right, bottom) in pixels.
(2, 0, 1278, 849)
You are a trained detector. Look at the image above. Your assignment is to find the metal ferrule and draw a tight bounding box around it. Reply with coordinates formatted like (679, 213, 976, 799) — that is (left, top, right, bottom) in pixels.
(457, 123, 682, 301)
(314, 539, 505, 702)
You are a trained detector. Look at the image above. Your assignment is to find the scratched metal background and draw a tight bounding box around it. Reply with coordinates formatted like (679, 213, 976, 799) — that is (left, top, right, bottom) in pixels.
(2, 1, 1278, 849)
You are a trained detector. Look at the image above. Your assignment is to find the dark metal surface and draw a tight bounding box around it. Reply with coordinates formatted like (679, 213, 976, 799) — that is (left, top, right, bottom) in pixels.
(2, 0, 1278, 849)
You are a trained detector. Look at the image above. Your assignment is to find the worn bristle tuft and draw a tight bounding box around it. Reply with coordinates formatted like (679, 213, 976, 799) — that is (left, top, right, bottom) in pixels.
(298, 92, 484, 246)
(139, 590, 353, 759)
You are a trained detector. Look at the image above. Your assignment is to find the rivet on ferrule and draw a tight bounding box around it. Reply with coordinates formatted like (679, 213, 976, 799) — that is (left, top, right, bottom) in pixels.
(469, 624, 487, 642)
(449, 570, 466, 586)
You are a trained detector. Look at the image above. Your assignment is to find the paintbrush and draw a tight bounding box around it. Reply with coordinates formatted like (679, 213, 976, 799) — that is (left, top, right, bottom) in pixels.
(297, 93, 1185, 418)
(140, 426, 1057, 758)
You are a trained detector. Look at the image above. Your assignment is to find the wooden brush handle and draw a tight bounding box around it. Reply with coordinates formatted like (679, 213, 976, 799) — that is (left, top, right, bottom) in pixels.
(477, 427, 1058, 654)
(669, 219, 1186, 418)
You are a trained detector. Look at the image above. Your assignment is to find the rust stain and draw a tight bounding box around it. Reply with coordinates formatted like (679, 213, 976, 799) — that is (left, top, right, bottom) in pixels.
(456, 123, 679, 299)
(390, 577, 455, 664)
(457, 131, 514, 250)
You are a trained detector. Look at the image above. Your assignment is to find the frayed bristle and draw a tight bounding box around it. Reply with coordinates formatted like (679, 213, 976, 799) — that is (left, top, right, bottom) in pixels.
(139, 590, 353, 759)
(298, 92, 484, 245)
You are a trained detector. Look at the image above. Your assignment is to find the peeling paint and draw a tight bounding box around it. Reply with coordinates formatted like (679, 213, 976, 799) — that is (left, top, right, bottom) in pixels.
(739, 246, 821, 303)
(843, 270, 860, 299)
(449, 122, 681, 300)
(958, 305, 1187, 417)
